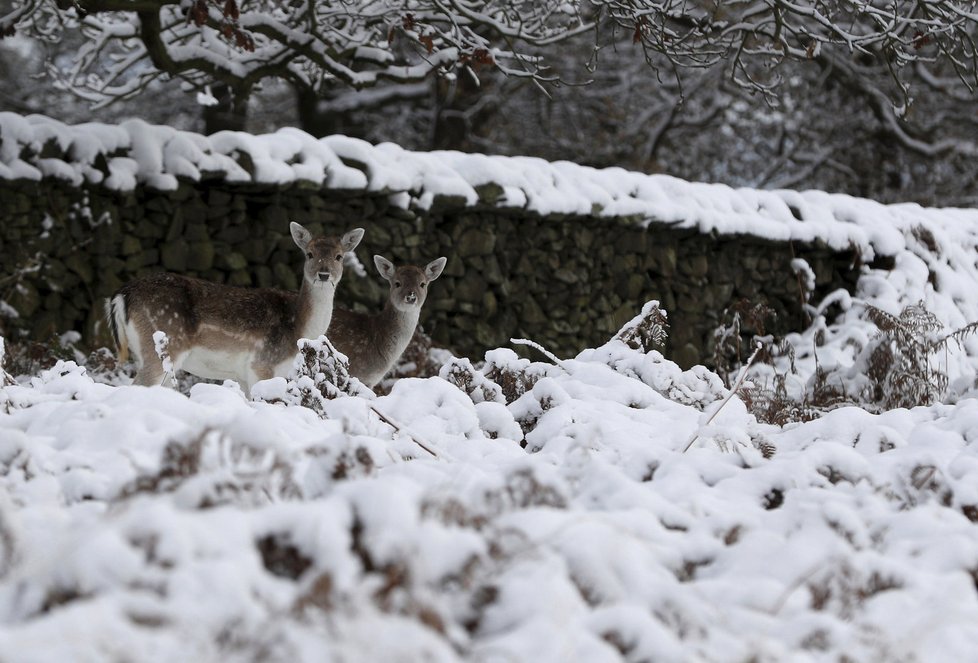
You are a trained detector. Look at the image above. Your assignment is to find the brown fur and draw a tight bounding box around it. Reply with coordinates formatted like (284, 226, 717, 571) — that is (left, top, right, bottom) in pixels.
(329, 256, 446, 388)
(107, 224, 363, 391)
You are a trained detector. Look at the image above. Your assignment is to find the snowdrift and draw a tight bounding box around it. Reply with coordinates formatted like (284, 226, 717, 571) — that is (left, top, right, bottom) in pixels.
(3, 322, 978, 662)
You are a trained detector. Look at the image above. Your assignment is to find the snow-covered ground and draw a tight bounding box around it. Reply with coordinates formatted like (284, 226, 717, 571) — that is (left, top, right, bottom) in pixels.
(3, 308, 978, 662)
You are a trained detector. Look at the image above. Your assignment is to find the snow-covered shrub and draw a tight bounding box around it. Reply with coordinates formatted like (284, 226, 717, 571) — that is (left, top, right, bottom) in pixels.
(858, 302, 978, 409)
(0, 337, 13, 387)
(712, 298, 778, 387)
(803, 301, 978, 412)
(482, 348, 561, 405)
(439, 357, 505, 404)
(263, 336, 374, 417)
(119, 427, 310, 507)
(613, 300, 669, 353)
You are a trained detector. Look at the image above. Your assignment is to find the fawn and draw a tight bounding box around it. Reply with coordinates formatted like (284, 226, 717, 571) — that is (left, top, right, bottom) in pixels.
(328, 255, 447, 388)
(106, 222, 364, 392)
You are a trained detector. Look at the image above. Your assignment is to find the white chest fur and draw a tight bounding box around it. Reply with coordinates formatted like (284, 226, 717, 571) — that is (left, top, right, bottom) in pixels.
(298, 282, 335, 341)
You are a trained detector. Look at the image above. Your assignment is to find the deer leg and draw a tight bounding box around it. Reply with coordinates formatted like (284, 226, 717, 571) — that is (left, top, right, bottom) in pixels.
(132, 357, 166, 387)
(245, 363, 275, 396)
(132, 336, 187, 388)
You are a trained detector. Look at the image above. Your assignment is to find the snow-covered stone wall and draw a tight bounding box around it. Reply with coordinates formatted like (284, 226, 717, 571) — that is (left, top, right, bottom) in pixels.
(1, 112, 970, 363)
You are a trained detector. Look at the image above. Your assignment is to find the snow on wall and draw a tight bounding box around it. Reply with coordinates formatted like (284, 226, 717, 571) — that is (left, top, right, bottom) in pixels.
(3, 111, 976, 262)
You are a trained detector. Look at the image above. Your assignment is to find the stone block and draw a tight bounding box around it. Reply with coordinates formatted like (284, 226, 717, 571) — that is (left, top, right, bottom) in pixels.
(673, 343, 701, 368)
(185, 223, 210, 242)
(161, 239, 189, 272)
(218, 252, 248, 271)
(188, 242, 215, 271)
(258, 205, 289, 227)
(453, 273, 487, 304)
(165, 209, 185, 242)
(519, 295, 547, 325)
(554, 268, 579, 284)
(208, 189, 233, 207)
(64, 253, 94, 284)
(682, 254, 710, 278)
(274, 262, 298, 290)
(457, 227, 496, 256)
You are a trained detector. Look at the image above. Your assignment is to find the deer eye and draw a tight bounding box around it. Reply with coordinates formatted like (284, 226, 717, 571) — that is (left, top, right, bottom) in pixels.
(306, 252, 313, 259)
(336, 254, 342, 261)
(420, 282, 426, 288)
(395, 281, 401, 288)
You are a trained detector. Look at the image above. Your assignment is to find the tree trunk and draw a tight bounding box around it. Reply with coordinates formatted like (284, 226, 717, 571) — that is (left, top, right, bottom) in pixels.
(203, 84, 249, 134)
(431, 72, 495, 151)
(295, 86, 367, 138)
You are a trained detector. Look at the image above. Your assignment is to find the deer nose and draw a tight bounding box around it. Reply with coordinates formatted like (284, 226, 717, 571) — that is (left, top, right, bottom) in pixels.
(405, 292, 418, 304)
(317, 271, 331, 282)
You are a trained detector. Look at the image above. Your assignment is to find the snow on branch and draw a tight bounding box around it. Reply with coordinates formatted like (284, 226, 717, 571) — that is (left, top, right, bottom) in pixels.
(4, 0, 589, 107)
(594, 0, 978, 104)
(7, 0, 977, 112)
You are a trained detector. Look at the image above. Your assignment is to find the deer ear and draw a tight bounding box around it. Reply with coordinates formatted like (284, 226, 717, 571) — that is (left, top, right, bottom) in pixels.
(342, 228, 364, 252)
(374, 255, 396, 281)
(290, 222, 312, 251)
(425, 257, 447, 281)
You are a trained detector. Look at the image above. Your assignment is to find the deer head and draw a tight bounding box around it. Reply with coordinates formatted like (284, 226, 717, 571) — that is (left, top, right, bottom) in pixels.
(373, 255, 447, 313)
(291, 222, 364, 288)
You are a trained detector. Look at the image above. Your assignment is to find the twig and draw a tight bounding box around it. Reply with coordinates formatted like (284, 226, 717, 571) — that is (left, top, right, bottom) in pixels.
(683, 342, 763, 453)
(510, 338, 564, 366)
(368, 404, 440, 459)
(768, 558, 832, 615)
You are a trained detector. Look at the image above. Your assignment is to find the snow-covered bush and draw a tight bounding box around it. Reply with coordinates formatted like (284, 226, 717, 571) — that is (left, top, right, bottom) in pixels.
(0, 337, 12, 387)
(253, 335, 373, 417)
(6, 303, 978, 661)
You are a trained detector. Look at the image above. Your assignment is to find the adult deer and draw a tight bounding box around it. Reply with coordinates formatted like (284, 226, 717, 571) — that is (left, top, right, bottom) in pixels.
(106, 223, 364, 392)
(328, 255, 447, 388)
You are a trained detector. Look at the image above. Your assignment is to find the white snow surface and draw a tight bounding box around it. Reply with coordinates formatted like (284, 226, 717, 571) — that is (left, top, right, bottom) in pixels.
(3, 337, 978, 662)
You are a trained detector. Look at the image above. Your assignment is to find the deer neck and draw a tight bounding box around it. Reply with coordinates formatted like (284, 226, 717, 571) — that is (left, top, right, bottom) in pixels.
(295, 279, 335, 341)
(377, 301, 420, 358)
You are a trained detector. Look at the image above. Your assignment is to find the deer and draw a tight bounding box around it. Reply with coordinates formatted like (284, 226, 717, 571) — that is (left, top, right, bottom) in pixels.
(106, 222, 364, 393)
(328, 255, 447, 388)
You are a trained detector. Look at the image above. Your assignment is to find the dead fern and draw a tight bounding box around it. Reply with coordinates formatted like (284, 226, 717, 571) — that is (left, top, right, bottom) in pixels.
(713, 299, 777, 387)
(439, 357, 505, 404)
(741, 372, 820, 426)
(862, 301, 978, 409)
(483, 356, 548, 405)
(613, 300, 669, 353)
(285, 337, 372, 416)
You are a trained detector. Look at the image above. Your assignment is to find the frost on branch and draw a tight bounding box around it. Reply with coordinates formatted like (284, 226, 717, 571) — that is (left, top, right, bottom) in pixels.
(4, 0, 589, 109)
(597, 0, 978, 103)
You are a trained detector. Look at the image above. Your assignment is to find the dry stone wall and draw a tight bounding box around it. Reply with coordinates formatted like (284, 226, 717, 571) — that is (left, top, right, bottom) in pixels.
(0, 176, 861, 366)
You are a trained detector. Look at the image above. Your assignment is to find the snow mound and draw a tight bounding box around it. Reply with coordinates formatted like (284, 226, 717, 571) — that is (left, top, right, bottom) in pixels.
(3, 333, 978, 661)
